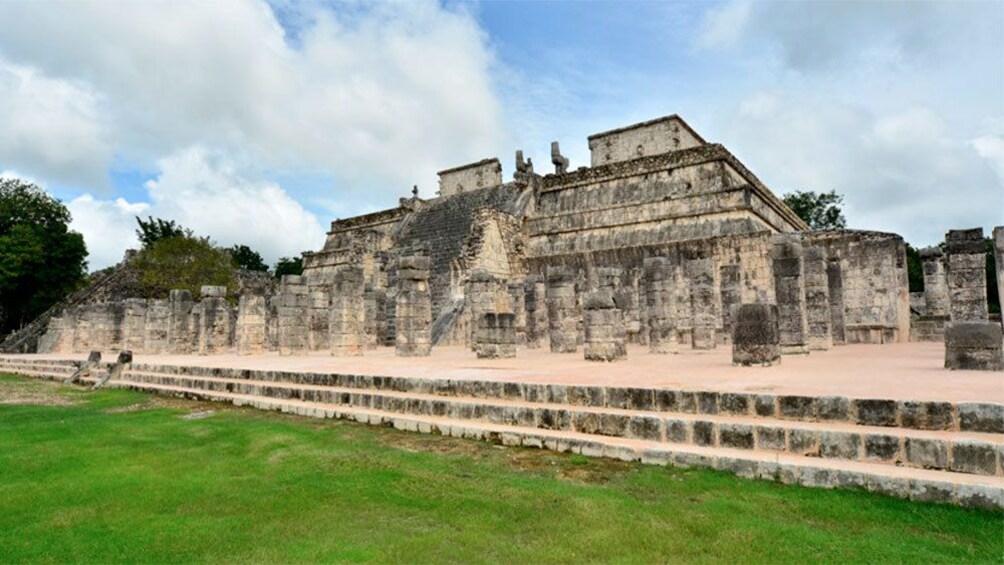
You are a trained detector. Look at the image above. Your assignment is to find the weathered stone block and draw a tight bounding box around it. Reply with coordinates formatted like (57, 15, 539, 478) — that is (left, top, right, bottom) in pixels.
(718, 423, 754, 449)
(958, 403, 1004, 433)
(819, 431, 861, 459)
(693, 420, 716, 446)
(854, 399, 898, 427)
(629, 416, 662, 441)
(778, 396, 816, 420)
(898, 400, 954, 430)
(944, 322, 1003, 371)
(719, 393, 750, 415)
(905, 438, 948, 469)
(731, 303, 781, 366)
(864, 434, 900, 461)
(787, 429, 818, 455)
(950, 441, 998, 475)
(817, 396, 850, 421)
(756, 426, 786, 450)
(665, 418, 690, 443)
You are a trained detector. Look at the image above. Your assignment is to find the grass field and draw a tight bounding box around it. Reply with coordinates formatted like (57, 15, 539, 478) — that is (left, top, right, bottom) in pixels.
(1, 373, 1001, 564)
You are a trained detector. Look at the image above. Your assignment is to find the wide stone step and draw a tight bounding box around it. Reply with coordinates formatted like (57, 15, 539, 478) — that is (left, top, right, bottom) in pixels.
(96, 378, 1004, 510)
(124, 362, 1004, 434)
(118, 370, 1004, 478)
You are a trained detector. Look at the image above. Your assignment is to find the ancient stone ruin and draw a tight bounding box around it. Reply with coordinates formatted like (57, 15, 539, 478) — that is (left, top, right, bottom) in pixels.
(15, 113, 996, 371)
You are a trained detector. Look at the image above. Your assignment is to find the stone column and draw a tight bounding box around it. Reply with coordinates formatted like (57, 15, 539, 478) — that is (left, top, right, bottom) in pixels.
(523, 275, 547, 349)
(687, 257, 717, 350)
(72, 304, 92, 353)
(719, 265, 741, 346)
(508, 282, 527, 345)
(804, 247, 832, 351)
(919, 247, 950, 318)
(993, 226, 1004, 320)
(168, 289, 195, 354)
(732, 304, 781, 367)
(946, 228, 988, 322)
(395, 253, 432, 357)
(266, 296, 280, 352)
(122, 298, 148, 353)
(330, 265, 365, 357)
(466, 269, 510, 348)
(143, 299, 169, 354)
(583, 290, 626, 361)
(644, 257, 677, 354)
(277, 275, 309, 356)
(945, 322, 1003, 371)
(236, 294, 267, 355)
(474, 312, 517, 359)
(545, 266, 578, 353)
(363, 284, 386, 350)
(307, 284, 331, 351)
(771, 235, 809, 354)
(198, 286, 232, 355)
(826, 259, 846, 345)
(671, 260, 693, 345)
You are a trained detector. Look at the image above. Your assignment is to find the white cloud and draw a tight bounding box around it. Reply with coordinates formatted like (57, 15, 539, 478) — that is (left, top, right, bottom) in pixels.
(0, 58, 111, 187)
(64, 147, 325, 270)
(0, 0, 502, 200)
(971, 135, 1004, 187)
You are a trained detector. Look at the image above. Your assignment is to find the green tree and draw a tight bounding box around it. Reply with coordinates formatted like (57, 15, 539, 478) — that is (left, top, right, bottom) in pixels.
(781, 190, 848, 230)
(0, 178, 88, 334)
(274, 256, 303, 278)
(132, 236, 236, 299)
(986, 237, 1000, 315)
(135, 216, 192, 247)
(229, 244, 269, 272)
(904, 243, 924, 293)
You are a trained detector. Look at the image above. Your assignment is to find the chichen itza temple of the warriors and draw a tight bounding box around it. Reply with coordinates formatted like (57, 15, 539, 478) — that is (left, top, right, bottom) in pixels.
(3, 115, 1003, 508)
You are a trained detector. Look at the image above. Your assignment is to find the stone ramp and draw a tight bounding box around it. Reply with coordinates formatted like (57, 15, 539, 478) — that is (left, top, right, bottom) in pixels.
(1, 356, 1001, 509)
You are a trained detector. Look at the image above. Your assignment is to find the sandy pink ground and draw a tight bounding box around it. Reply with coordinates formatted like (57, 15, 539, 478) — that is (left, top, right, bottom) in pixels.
(16, 342, 1003, 403)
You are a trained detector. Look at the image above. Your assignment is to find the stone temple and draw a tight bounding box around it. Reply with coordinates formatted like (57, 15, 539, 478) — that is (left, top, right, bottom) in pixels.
(23, 114, 921, 356)
(3, 114, 1003, 509)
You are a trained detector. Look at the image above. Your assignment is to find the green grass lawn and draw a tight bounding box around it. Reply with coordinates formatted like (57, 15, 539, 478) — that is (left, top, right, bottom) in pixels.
(0, 373, 1001, 564)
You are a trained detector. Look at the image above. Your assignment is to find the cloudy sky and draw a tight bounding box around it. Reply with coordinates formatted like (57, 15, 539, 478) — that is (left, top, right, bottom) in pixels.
(0, 0, 1001, 270)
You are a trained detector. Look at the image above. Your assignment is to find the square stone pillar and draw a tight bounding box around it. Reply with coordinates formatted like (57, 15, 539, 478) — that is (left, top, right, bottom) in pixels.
(143, 299, 170, 354)
(732, 303, 781, 366)
(466, 269, 511, 349)
(330, 265, 365, 357)
(122, 298, 148, 353)
(307, 284, 331, 351)
(644, 257, 677, 354)
(277, 275, 309, 356)
(396, 253, 432, 357)
(771, 235, 809, 354)
(545, 266, 578, 353)
(946, 228, 988, 322)
(523, 275, 547, 349)
(198, 286, 232, 355)
(686, 257, 718, 350)
(719, 265, 741, 346)
(474, 312, 517, 359)
(236, 294, 267, 355)
(804, 247, 832, 351)
(363, 284, 386, 350)
(583, 290, 626, 362)
(168, 289, 195, 354)
(919, 247, 950, 318)
(945, 322, 1003, 371)
(826, 258, 846, 345)
(993, 226, 1003, 319)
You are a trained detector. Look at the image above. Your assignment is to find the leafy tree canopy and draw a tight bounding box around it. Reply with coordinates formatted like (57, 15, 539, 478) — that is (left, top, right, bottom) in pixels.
(135, 216, 192, 247)
(229, 244, 269, 272)
(904, 243, 924, 293)
(0, 178, 88, 333)
(132, 235, 236, 299)
(274, 256, 303, 279)
(781, 190, 848, 230)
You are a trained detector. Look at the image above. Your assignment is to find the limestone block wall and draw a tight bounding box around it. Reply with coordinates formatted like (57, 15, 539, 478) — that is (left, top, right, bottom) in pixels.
(437, 158, 503, 198)
(546, 267, 578, 353)
(583, 291, 627, 361)
(168, 290, 196, 354)
(644, 257, 677, 354)
(687, 257, 718, 350)
(395, 254, 432, 357)
(465, 269, 512, 348)
(307, 285, 331, 351)
(122, 298, 147, 352)
(804, 230, 909, 344)
(587, 115, 705, 167)
(946, 228, 988, 322)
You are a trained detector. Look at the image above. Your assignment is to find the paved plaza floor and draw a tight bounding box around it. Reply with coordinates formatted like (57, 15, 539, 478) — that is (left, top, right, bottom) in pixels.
(18, 342, 1003, 403)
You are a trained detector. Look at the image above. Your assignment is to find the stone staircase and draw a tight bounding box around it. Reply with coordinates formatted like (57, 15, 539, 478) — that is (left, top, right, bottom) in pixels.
(1, 355, 1002, 510)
